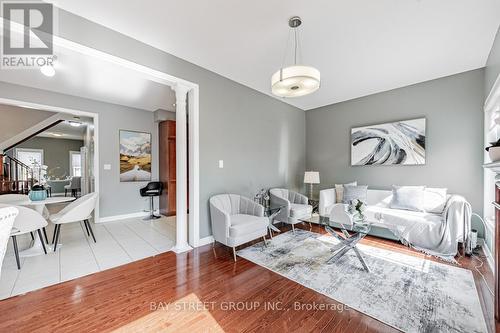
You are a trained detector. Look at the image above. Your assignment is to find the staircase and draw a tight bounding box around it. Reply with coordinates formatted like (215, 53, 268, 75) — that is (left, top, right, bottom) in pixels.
(0, 155, 34, 195)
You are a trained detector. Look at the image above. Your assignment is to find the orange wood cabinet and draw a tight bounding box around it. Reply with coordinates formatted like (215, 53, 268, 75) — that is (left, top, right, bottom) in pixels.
(159, 120, 176, 216)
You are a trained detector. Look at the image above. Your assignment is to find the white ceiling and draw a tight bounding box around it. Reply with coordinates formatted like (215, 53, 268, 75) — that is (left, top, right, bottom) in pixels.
(49, 0, 500, 110)
(0, 29, 176, 112)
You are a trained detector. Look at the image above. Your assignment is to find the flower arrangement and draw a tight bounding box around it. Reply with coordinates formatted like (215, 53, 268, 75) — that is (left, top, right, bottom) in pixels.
(254, 189, 270, 208)
(346, 199, 367, 224)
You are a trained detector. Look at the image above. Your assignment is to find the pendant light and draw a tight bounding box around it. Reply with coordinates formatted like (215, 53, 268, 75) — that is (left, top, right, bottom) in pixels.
(271, 16, 320, 98)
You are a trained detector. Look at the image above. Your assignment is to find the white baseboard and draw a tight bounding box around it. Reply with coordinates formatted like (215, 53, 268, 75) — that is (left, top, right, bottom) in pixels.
(172, 244, 194, 253)
(99, 211, 158, 223)
(480, 238, 495, 272)
(197, 235, 214, 247)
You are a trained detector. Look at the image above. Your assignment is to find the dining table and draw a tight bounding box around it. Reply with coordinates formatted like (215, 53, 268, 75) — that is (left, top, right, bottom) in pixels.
(8, 196, 76, 257)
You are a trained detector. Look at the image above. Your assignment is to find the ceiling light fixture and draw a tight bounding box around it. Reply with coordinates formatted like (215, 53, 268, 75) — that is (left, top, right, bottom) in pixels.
(271, 16, 320, 98)
(68, 121, 81, 127)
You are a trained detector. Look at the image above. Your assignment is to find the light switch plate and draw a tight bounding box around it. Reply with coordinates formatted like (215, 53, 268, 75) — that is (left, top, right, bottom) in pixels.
(103, 164, 111, 170)
(218, 160, 224, 168)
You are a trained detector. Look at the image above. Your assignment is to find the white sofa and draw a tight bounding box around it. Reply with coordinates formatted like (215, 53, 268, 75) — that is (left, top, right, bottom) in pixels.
(319, 188, 470, 258)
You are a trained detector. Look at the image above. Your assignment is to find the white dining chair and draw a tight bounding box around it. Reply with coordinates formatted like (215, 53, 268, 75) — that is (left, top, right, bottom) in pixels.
(49, 192, 99, 251)
(0, 194, 50, 243)
(0, 207, 18, 277)
(0, 203, 48, 269)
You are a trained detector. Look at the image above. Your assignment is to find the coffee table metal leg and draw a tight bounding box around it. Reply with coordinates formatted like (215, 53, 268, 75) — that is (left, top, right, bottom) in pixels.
(352, 248, 370, 272)
(326, 245, 351, 264)
(325, 226, 370, 272)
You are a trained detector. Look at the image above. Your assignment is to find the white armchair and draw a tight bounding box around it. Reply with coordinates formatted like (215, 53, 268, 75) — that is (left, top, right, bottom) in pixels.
(209, 194, 268, 261)
(269, 188, 313, 232)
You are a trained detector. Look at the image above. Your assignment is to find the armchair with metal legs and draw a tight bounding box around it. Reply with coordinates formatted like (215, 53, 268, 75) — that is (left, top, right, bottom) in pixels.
(209, 194, 269, 261)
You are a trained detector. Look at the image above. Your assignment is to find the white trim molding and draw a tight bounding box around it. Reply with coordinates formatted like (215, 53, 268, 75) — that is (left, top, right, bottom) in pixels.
(99, 211, 153, 223)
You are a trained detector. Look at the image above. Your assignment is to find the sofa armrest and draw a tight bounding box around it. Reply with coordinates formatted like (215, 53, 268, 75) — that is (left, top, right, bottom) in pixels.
(270, 192, 290, 222)
(443, 195, 471, 243)
(240, 196, 265, 217)
(319, 188, 336, 217)
(209, 203, 231, 242)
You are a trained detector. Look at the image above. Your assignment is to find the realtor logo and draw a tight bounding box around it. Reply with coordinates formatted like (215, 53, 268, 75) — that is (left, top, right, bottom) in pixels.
(1, 1, 55, 69)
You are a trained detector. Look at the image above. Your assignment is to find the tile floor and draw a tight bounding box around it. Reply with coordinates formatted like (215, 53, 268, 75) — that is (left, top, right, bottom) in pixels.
(0, 215, 175, 300)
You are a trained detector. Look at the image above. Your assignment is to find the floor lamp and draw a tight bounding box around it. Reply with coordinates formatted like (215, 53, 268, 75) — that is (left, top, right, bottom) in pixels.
(304, 171, 320, 199)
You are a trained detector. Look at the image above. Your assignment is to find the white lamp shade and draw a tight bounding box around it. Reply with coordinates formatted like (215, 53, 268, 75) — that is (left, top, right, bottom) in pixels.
(271, 65, 320, 97)
(304, 171, 320, 184)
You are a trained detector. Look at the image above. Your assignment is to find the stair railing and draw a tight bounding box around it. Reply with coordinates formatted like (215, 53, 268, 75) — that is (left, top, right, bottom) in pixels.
(1, 156, 34, 194)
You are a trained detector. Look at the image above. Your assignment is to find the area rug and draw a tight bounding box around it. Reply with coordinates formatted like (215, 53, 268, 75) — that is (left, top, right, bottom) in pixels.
(237, 229, 487, 333)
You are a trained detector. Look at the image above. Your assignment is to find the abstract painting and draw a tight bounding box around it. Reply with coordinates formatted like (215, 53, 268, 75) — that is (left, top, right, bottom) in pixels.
(351, 118, 426, 166)
(119, 130, 152, 182)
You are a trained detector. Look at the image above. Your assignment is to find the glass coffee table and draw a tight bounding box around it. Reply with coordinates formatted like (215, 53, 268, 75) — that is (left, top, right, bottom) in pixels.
(301, 215, 372, 272)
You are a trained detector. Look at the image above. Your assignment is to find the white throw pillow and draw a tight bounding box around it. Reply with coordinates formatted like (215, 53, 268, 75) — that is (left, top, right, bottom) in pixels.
(335, 181, 357, 203)
(342, 185, 368, 204)
(424, 187, 448, 214)
(390, 185, 426, 212)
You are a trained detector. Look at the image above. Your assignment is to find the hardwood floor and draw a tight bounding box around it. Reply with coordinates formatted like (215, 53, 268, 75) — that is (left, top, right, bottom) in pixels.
(0, 223, 495, 333)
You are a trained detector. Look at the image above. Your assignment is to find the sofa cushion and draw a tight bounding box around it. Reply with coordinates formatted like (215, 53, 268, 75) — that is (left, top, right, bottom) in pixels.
(390, 185, 425, 212)
(335, 182, 357, 203)
(290, 203, 312, 218)
(229, 214, 268, 237)
(424, 188, 448, 214)
(366, 205, 443, 227)
(342, 185, 368, 204)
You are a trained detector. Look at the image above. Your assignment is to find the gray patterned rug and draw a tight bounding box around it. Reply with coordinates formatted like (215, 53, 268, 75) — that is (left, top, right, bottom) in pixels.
(237, 229, 487, 333)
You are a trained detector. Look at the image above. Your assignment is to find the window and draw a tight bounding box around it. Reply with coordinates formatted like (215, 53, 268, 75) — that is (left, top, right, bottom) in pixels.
(70, 151, 82, 177)
(14, 148, 44, 181)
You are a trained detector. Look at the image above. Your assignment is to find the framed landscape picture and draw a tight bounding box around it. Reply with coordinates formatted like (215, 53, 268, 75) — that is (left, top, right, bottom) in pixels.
(351, 118, 426, 166)
(119, 130, 152, 182)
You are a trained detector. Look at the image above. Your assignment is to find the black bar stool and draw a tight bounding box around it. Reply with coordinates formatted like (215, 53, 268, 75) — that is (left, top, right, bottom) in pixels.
(140, 182, 163, 220)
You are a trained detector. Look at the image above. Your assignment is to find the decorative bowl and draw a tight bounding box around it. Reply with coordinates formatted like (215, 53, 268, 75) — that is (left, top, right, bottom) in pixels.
(489, 147, 500, 162)
(29, 187, 47, 201)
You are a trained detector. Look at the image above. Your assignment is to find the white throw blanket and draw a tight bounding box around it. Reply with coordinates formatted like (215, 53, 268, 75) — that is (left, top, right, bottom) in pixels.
(362, 195, 471, 262)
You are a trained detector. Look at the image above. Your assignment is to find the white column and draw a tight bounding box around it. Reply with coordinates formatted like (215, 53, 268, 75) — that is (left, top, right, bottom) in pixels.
(172, 84, 192, 253)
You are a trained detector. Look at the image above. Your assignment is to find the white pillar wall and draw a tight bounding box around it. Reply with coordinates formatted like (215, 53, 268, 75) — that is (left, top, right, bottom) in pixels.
(172, 84, 192, 253)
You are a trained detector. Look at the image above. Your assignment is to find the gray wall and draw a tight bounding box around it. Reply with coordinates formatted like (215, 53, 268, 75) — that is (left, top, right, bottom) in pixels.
(0, 7, 306, 238)
(485, 25, 500, 96)
(306, 69, 485, 232)
(0, 81, 160, 218)
(12, 136, 83, 180)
